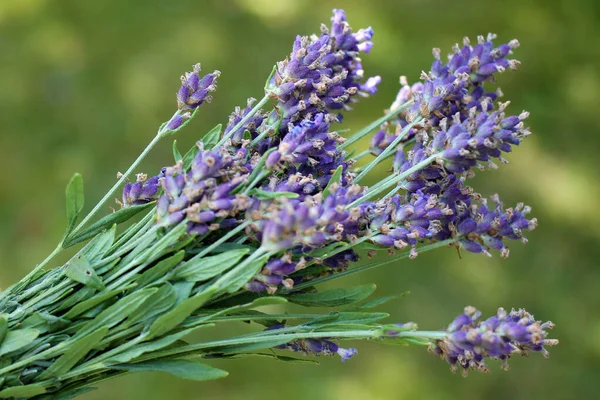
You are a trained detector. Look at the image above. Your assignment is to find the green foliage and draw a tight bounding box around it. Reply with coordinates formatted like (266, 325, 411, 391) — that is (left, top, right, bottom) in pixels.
(0, 384, 46, 398)
(109, 360, 229, 381)
(250, 189, 299, 200)
(0, 329, 39, 357)
(201, 124, 222, 149)
(171, 249, 250, 282)
(322, 165, 343, 198)
(65, 254, 105, 291)
(288, 284, 377, 307)
(63, 203, 155, 248)
(172, 140, 183, 163)
(64, 173, 84, 239)
(0, 315, 7, 346)
(39, 327, 109, 379)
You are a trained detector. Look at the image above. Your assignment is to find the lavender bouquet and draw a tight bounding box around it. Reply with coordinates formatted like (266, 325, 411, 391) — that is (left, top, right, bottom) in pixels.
(0, 9, 557, 399)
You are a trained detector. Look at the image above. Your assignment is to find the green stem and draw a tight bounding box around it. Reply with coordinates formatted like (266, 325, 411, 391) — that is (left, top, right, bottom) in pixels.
(73, 133, 163, 235)
(351, 149, 372, 162)
(249, 120, 280, 148)
(397, 330, 448, 340)
(349, 152, 440, 207)
(17, 111, 184, 289)
(340, 100, 414, 150)
(194, 220, 252, 259)
(354, 117, 422, 183)
(243, 170, 270, 194)
(4, 244, 62, 301)
(291, 239, 456, 291)
(135, 329, 380, 363)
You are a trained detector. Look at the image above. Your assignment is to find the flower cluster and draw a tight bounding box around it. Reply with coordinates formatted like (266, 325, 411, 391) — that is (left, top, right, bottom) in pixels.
(267, 9, 380, 125)
(156, 143, 250, 234)
(121, 173, 162, 206)
(265, 113, 349, 188)
(430, 306, 557, 375)
(370, 176, 536, 257)
(371, 35, 522, 164)
(177, 64, 220, 112)
(406, 34, 519, 124)
(223, 98, 267, 147)
(248, 184, 366, 253)
(121, 10, 536, 299)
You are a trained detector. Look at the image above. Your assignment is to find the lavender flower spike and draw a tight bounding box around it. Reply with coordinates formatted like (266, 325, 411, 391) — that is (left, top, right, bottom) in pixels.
(177, 63, 221, 111)
(121, 172, 162, 206)
(430, 306, 558, 376)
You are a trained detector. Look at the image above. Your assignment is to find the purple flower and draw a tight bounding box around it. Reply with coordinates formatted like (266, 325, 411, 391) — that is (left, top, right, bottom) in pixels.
(177, 64, 220, 111)
(268, 9, 379, 125)
(404, 34, 520, 124)
(156, 143, 251, 233)
(366, 177, 536, 258)
(270, 324, 358, 362)
(122, 173, 162, 206)
(224, 97, 267, 146)
(249, 184, 365, 252)
(431, 306, 557, 375)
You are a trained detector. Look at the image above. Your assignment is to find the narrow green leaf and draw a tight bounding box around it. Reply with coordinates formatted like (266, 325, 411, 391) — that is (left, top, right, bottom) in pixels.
(77, 288, 157, 337)
(308, 242, 348, 258)
(147, 287, 217, 339)
(201, 123, 222, 149)
(353, 241, 388, 251)
(264, 64, 277, 89)
(107, 325, 211, 364)
(0, 315, 7, 346)
(250, 189, 299, 200)
(192, 243, 255, 255)
(110, 360, 228, 381)
(173, 140, 182, 162)
(39, 327, 109, 379)
(55, 287, 96, 312)
(182, 144, 200, 171)
(65, 254, 105, 291)
(322, 165, 343, 198)
(0, 329, 40, 357)
(205, 338, 291, 354)
(172, 281, 195, 305)
(65, 173, 84, 237)
(136, 251, 184, 288)
(0, 384, 46, 398)
(306, 311, 389, 327)
(38, 386, 97, 400)
(64, 202, 154, 248)
(125, 283, 177, 327)
(343, 292, 409, 311)
(220, 254, 270, 294)
(21, 312, 70, 333)
(172, 249, 249, 282)
(288, 284, 377, 307)
(183, 297, 287, 328)
(64, 286, 133, 320)
(81, 225, 116, 265)
(139, 223, 187, 263)
(211, 352, 319, 365)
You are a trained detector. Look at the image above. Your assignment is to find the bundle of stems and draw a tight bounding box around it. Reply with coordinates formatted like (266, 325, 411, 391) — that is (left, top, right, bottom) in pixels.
(0, 9, 556, 399)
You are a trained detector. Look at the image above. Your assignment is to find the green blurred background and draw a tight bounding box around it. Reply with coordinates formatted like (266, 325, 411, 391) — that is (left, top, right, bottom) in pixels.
(1, 0, 599, 399)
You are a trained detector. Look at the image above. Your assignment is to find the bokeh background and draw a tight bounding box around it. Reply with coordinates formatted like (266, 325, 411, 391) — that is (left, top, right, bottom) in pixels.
(1, 0, 599, 399)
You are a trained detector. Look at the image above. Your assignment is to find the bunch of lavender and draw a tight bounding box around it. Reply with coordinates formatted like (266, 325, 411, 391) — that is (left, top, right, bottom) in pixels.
(0, 9, 556, 399)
